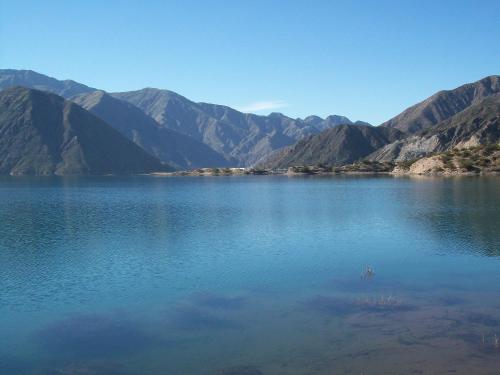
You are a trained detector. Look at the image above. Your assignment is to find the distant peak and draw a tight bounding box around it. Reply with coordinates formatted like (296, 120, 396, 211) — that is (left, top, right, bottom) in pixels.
(303, 115, 323, 122)
(268, 112, 285, 117)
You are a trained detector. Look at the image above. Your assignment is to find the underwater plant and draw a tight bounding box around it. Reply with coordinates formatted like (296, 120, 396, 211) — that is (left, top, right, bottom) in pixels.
(361, 265, 375, 280)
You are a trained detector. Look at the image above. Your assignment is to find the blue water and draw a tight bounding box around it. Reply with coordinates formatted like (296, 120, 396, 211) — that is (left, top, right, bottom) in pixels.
(0, 176, 499, 374)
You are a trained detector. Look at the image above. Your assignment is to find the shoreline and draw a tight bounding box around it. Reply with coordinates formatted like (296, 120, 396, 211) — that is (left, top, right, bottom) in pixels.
(150, 170, 499, 177)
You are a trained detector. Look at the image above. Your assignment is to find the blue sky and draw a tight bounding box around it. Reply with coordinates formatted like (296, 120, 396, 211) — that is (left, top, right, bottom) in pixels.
(1, 0, 499, 124)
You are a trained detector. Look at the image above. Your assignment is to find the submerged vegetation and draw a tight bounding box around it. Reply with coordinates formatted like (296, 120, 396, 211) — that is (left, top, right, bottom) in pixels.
(361, 265, 375, 280)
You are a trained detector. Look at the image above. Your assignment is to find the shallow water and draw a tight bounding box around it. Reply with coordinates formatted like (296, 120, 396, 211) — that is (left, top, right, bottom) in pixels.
(0, 175, 499, 375)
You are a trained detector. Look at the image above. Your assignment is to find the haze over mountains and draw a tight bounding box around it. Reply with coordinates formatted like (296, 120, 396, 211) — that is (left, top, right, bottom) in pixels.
(0, 69, 498, 175)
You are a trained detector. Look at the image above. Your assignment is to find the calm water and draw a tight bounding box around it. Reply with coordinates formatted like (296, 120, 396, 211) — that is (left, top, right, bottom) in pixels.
(0, 176, 499, 375)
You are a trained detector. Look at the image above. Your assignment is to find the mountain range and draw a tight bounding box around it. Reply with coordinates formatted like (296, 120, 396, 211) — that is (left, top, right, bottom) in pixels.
(259, 76, 500, 169)
(370, 93, 500, 162)
(111, 89, 359, 166)
(0, 69, 498, 175)
(259, 125, 404, 168)
(0, 69, 359, 171)
(71, 90, 231, 169)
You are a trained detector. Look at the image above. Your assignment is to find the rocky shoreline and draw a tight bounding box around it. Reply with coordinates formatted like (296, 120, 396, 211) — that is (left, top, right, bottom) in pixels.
(153, 144, 500, 177)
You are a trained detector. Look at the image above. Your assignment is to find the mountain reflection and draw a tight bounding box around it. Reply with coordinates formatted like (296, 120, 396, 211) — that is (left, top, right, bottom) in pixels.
(404, 176, 500, 257)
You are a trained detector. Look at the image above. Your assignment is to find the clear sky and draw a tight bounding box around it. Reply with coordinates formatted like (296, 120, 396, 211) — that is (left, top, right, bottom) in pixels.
(1, 0, 499, 124)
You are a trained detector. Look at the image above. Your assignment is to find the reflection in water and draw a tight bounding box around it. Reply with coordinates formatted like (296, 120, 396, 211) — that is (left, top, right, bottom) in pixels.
(405, 176, 500, 256)
(0, 176, 499, 374)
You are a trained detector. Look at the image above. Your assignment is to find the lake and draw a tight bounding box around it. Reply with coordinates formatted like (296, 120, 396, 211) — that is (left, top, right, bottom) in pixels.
(0, 175, 499, 375)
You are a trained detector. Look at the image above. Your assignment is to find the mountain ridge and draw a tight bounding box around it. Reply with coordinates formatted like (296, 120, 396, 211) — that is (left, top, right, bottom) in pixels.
(258, 124, 404, 168)
(0, 87, 170, 175)
(112, 88, 356, 165)
(0, 69, 359, 167)
(71, 90, 233, 169)
(380, 75, 500, 133)
(370, 93, 500, 162)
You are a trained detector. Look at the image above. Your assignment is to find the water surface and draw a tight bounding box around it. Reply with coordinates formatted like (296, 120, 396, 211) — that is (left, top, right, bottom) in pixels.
(0, 176, 499, 374)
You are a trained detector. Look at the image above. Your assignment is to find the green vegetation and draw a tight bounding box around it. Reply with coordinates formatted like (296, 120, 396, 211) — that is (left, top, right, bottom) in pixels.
(434, 144, 499, 174)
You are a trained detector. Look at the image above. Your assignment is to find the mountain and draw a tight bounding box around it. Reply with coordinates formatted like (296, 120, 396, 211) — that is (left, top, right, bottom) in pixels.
(381, 75, 500, 133)
(261, 75, 500, 169)
(258, 124, 404, 169)
(0, 87, 170, 175)
(0, 69, 96, 98)
(112, 88, 354, 166)
(71, 91, 232, 169)
(370, 93, 500, 162)
(0, 70, 359, 167)
(303, 115, 353, 131)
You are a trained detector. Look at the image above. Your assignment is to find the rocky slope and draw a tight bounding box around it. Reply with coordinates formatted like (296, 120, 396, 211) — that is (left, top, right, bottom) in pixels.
(0, 87, 170, 175)
(370, 93, 500, 162)
(258, 124, 404, 168)
(71, 91, 232, 169)
(112, 88, 354, 166)
(392, 144, 500, 175)
(259, 76, 500, 169)
(381, 75, 500, 133)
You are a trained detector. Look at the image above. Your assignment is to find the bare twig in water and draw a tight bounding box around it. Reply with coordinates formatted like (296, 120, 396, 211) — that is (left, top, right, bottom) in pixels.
(361, 265, 375, 280)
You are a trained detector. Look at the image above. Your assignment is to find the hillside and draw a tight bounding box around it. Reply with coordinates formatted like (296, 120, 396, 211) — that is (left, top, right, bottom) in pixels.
(112, 88, 354, 166)
(392, 144, 500, 175)
(380, 75, 500, 133)
(0, 87, 170, 175)
(370, 93, 500, 162)
(258, 124, 404, 169)
(71, 91, 232, 169)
